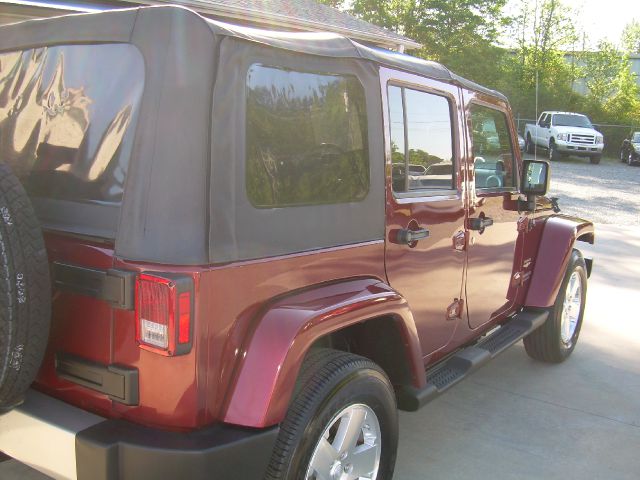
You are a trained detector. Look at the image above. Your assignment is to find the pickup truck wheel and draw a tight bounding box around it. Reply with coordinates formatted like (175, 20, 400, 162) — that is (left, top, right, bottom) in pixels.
(525, 134, 534, 154)
(524, 249, 587, 363)
(265, 349, 398, 480)
(0, 164, 51, 412)
(590, 155, 601, 164)
(548, 141, 559, 161)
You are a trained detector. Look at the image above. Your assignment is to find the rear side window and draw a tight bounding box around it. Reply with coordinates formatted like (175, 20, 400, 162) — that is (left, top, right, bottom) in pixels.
(0, 44, 144, 205)
(470, 104, 516, 191)
(387, 85, 455, 193)
(246, 65, 369, 208)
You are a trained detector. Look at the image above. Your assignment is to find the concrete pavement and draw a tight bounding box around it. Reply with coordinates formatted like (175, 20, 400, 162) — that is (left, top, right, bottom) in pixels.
(2, 224, 639, 479)
(394, 224, 640, 479)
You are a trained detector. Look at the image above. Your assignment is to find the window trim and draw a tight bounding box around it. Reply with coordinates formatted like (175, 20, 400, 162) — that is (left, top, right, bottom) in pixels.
(244, 63, 371, 209)
(468, 99, 519, 194)
(386, 80, 459, 199)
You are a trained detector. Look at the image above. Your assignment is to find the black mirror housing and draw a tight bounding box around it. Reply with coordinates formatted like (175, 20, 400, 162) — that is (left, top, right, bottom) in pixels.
(521, 159, 550, 196)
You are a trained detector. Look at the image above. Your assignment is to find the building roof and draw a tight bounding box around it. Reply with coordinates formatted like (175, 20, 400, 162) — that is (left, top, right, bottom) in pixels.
(0, 0, 421, 50)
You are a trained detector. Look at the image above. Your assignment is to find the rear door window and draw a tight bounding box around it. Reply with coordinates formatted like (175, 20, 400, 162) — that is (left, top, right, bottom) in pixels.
(387, 85, 455, 193)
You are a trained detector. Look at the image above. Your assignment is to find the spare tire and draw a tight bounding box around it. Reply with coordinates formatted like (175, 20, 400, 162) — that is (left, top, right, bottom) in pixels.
(0, 163, 50, 412)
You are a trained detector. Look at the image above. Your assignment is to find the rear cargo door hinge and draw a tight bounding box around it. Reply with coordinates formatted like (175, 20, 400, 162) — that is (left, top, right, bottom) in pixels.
(53, 262, 136, 310)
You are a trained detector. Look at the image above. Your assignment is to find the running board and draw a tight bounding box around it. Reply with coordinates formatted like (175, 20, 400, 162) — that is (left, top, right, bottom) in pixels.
(397, 309, 548, 411)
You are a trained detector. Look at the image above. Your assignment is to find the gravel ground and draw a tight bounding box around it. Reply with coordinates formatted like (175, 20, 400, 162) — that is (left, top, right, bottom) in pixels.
(528, 154, 640, 226)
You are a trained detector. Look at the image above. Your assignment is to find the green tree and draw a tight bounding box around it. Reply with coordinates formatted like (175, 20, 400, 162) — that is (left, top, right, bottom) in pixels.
(583, 41, 627, 108)
(502, 0, 582, 118)
(348, 0, 508, 83)
(605, 66, 640, 126)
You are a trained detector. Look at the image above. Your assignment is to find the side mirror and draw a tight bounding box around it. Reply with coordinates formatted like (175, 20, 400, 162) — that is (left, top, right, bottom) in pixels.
(521, 159, 550, 196)
(519, 160, 550, 212)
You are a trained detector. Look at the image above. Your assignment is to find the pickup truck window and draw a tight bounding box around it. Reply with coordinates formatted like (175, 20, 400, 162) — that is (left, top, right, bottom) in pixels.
(388, 85, 454, 193)
(245, 65, 369, 208)
(552, 114, 593, 128)
(538, 114, 548, 127)
(470, 104, 515, 191)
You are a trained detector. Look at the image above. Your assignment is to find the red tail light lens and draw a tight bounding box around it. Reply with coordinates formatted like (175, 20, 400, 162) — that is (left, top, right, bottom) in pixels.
(135, 273, 194, 356)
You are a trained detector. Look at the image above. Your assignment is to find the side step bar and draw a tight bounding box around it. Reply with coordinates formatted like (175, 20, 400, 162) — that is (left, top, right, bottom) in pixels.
(397, 309, 548, 411)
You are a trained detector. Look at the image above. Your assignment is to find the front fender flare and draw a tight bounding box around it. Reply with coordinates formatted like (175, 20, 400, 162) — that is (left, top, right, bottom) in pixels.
(525, 215, 594, 308)
(222, 278, 423, 428)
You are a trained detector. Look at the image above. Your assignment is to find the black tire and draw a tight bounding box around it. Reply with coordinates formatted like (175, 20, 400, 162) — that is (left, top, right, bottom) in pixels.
(548, 140, 559, 161)
(628, 152, 635, 166)
(524, 249, 587, 363)
(0, 163, 51, 412)
(590, 155, 601, 164)
(525, 134, 534, 154)
(265, 349, 398, 480)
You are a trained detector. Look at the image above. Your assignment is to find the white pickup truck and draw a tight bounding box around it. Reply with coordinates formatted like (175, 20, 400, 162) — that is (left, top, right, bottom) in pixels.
(524, 111, 604, 164)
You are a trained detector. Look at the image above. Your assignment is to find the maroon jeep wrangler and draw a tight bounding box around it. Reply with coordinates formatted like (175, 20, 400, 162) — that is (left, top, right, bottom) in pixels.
(0, 6, 593, 480)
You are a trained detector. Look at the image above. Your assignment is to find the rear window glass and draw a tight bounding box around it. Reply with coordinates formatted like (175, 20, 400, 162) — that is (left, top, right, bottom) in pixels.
(0, 43, 144, 205)
(245, 65, 369, 208)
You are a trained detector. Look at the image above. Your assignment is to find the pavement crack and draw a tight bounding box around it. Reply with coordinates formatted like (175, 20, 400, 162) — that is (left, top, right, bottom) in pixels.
(467, 379, 640, 429)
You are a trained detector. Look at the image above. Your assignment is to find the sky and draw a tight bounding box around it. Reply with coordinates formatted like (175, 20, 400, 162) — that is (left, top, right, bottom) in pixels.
(506, 0, 640, 49)
(575, 0, 640, 46)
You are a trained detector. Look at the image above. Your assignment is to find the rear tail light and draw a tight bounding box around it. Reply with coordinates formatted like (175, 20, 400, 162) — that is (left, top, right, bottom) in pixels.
(135, 273, 194, 356)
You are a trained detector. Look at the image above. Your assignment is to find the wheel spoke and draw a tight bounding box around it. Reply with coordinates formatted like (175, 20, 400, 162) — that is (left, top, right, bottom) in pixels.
(334, 408, 366, 454)
(568, 275, 580, 298)
(308, 437, 338, 480)
(349, 445, 379, 478)
(561, 271, 583, 343)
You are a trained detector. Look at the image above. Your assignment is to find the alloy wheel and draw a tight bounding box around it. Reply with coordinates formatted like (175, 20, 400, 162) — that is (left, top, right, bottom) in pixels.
(305, 404, 381, 480)
(560, 271, 582, 344)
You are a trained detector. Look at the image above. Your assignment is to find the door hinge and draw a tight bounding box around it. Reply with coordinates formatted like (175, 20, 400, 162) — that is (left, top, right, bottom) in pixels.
(453, 230, 467, 252)
(446, 298, 464, 321)
(511, 270, 531, 287)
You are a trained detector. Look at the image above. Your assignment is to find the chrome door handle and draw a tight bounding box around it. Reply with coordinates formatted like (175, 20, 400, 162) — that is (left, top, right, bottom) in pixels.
(397, 228, 430, 244)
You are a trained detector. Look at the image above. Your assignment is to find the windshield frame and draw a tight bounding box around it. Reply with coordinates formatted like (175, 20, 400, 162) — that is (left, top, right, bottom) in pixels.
(551, 114, 593, 129)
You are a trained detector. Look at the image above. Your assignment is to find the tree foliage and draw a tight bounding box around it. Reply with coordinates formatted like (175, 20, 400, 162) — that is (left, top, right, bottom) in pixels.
(323, 0, 640, 152)
(622, 20, 640, 54)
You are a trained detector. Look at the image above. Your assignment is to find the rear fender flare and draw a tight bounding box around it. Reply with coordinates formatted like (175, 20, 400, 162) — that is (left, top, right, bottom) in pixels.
(222, 278, 423, 428)
(525, 215, 594, 308)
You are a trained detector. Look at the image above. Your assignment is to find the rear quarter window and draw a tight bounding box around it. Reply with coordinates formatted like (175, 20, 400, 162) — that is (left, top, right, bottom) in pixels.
(245, 64, 369, 208)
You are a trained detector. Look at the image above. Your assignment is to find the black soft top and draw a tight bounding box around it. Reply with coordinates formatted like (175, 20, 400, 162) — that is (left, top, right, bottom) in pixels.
(0, 6, 507, 265)
(203, 16, 507, 101)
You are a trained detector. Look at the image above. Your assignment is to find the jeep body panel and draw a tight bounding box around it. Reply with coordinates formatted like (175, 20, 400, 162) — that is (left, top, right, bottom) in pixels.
(380, 67, 466, 358)
(525, 215, 594, 308)
(461, 89, 525, 329)
(223, 277, 423, 428)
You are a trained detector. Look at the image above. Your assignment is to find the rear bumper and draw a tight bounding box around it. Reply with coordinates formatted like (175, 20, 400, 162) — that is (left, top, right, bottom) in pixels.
(0, 390, 278, 480)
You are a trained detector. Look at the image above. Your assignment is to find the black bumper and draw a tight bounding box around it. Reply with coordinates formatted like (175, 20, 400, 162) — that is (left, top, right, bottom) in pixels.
(76, 418, 278, 480)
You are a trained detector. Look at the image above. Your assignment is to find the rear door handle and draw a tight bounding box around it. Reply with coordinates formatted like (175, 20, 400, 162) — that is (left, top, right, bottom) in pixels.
(397, 228, 430, 244)
(468, 216, 493, 232)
